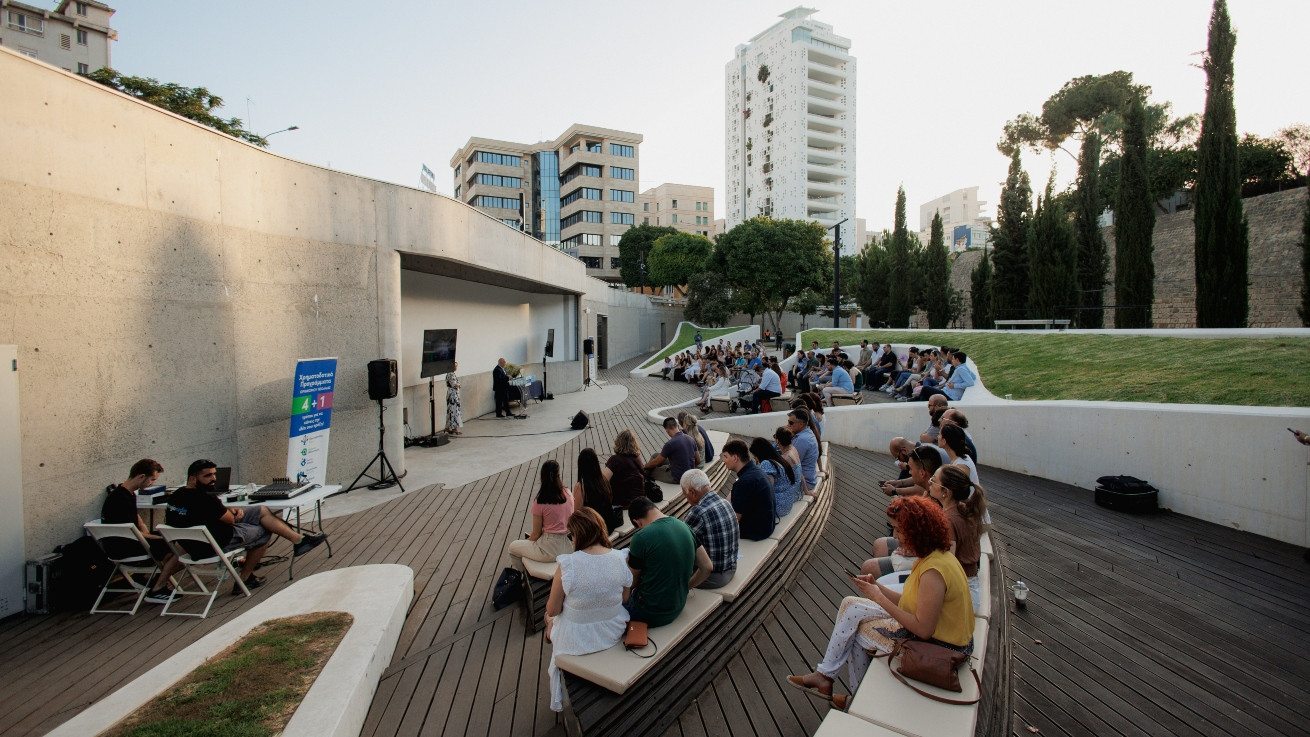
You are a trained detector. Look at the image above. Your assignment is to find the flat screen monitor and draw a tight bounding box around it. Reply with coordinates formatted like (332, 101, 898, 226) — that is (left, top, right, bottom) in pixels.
(421, 329, 458, 378)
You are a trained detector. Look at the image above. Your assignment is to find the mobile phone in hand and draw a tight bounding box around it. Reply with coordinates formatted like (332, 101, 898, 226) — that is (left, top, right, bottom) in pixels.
(842, 566, 860, 579)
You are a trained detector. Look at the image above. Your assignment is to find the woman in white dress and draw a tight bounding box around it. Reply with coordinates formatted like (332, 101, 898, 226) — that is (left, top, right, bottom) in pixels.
(444, 361, 463, 435)
(544, 508, 632, 712)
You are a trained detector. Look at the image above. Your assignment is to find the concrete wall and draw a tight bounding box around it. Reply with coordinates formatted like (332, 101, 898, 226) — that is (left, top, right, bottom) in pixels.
(0, 49, 627, 558)
(703, 400, 1310, 547)
(581, 288, 683, 370)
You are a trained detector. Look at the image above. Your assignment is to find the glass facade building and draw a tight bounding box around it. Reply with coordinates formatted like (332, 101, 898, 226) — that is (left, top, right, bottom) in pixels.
(533, 151, 560, 246)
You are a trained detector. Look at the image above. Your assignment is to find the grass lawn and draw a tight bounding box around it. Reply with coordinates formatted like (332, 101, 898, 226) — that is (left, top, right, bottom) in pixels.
(798, 329, 1310, 407)
(638, 323, 746, 368)
(105, 612, 352, 737)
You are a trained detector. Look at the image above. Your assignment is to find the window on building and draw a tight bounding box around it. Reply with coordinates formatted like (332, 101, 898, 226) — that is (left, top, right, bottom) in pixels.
(643, 202, 649, 211)
(587, 141, 602, 153)
(609, 143, 634, 157)
(561, 210, 603, 228)
(564, 233, 603, 248)
(474, 173, 522, 188)
(610, 189, 634, 202)
(610, 166, 635, 181)
(643, 217, 649, 225)
(77, 62, 89, 74)
(579, 256, 601, 269)
(610, 257, 622, 269)
(454, 164, 461, 178)
(454, 184, 461, 198)
(8, 11, 44, 35)
(560, 187, 602, 207)
(498, 218, 522, 229)
(74, 1, 88, 15)
(560, 163, 601, 185)
(76, 29, 88, 45)
(473, 151, 522, 167)
(610, 234, 624, 246)
(611, 212, 634, 225)
(472, 195, 521, 209)
(672, 199, 678, 209)
(61, 34, 71, 50)
(671, 214, 678, 224)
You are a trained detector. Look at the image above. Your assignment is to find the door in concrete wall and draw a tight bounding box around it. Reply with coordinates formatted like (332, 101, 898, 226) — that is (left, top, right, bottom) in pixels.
(0, 346, 23, 618)
(660, 322, 666, 348)
(597, 315, 608, 369)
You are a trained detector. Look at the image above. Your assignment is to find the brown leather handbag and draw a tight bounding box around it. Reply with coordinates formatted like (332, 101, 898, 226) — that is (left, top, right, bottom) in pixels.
(886, 639, 981, 704)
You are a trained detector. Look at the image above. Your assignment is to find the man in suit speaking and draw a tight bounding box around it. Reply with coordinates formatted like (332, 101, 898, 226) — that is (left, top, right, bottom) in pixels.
(493, 357, 513, 418)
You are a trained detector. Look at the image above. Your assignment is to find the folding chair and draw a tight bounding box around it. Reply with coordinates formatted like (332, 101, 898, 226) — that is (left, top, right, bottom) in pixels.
(157, 524, 249, 618)
(83, 520, 161, 616)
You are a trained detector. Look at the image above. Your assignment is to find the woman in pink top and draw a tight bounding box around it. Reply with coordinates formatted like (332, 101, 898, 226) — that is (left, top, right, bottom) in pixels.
(506, 460, 575, 565)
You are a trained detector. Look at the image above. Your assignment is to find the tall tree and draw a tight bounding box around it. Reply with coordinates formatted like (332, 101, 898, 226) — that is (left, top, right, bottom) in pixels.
(1074, 130, 1109, 327)
(647, 232, 712, 287)
(1193, 0, 1249, 327)
(1115, 97, 1156, 328)
(683, 271, 733, 327)
(923, 212, 954, 328)
(970, 247, 995, 329)
(616, 224, 678, 288)
(886, 187, 914, 327)
(1027, 173, 1079, 319)
(715, 217, 831, 332)
(81, 68, 268, 146)
(852, 236, 890, 327)
(1300, 179, 1310, 326)
(990, 150, 1033, 320)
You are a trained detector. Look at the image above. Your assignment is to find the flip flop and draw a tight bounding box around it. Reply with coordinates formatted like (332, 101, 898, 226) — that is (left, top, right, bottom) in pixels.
(831, 694, 850, 711)
(786, 674, 833, 701)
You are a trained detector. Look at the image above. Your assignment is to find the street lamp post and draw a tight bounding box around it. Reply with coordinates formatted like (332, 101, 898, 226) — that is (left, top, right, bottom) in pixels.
(828, 218, 849, 328)
(262, 125, 300, 140)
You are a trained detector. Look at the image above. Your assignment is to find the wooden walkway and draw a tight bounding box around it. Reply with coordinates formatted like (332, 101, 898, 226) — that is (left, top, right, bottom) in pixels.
(1, 358, 1307, 737)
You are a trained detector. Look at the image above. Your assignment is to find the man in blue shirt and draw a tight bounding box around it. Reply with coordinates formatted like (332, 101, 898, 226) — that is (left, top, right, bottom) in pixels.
(820, 357, 854, 405)
(644, 417, 699, 483)
(721, 440, 774, 540)
(746, 363, 782, 414)
(917, 351, 976, 402)
(786, 410, 819, 489)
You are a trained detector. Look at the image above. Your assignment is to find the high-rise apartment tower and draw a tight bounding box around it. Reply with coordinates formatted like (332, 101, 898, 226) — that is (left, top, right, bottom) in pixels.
(725, 7, 855, 244)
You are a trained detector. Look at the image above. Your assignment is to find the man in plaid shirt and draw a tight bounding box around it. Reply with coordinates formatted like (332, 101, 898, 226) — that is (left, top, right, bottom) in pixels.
(681, 468, 739, 590)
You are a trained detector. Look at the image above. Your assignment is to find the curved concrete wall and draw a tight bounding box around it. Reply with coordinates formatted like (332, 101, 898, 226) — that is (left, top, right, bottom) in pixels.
(0, 49, 632, 558)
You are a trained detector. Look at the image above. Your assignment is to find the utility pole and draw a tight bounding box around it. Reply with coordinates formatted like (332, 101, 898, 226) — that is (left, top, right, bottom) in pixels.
(829, 218, 849, 328)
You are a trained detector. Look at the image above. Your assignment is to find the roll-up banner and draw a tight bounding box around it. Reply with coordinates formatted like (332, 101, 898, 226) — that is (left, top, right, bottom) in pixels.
(289, 358, 337, 485)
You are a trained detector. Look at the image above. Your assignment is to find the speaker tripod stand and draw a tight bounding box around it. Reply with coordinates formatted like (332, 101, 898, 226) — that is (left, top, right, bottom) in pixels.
(346, 400, 405, 492)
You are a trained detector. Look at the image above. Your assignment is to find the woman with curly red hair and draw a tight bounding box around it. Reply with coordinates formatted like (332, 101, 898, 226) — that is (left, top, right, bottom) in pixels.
(787, 495, 974, 707)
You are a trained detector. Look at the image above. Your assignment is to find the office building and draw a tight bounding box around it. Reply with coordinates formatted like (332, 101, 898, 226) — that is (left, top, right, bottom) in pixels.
(637, 183, 714, 238)
(918, 186, 991, 252)
(725, 6, 856, 245)
(450, 124, 642, 282)
(0, 0, 115, 73)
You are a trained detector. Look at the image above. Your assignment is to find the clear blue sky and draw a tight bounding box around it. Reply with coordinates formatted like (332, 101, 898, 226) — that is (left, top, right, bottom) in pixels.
(110, 1, 1307, 234)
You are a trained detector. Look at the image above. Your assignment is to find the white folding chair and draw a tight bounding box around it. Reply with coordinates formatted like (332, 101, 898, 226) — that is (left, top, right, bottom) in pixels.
(157, 524, 249, 618)
(83, 520, 161, 616)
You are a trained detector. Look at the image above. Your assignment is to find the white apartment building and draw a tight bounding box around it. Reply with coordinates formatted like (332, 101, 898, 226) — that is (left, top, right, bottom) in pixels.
(637, 183, 714, 238)
(918, 186, 991, 253)
(725, 6, 856, 245)
(0, 0, 114, 74)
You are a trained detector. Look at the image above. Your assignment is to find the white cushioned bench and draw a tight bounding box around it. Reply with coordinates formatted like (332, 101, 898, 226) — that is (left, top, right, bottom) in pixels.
(812, 710, 905, 737)
(522, 557, 558, 583)
(973, 559, 992, 620)
(769, 497, 811, 541)
(554, 589, 723, 694)
(846, 615, 990, 737)
(979, 530, 994, 559)
(713, 538, 778, 603)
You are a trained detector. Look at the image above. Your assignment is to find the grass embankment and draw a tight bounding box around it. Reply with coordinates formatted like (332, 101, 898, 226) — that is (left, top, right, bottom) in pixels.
(639, 324, 746, 367)
(798, 329, 1310, 407)
(106, 612, 352, 737)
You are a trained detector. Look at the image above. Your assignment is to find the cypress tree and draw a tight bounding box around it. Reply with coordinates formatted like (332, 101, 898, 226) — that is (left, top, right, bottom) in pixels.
(1115, 97, 1156, 328)
(1193, 0, 1249, 327)
(1300, 180, 1310, 326)
(971, 246, 995, 329)
(991, 149, 1033, 321)
(887, 187, 914, 327)
(1074, 131, 1109, 328)
(1028, 174, 1079, 319)
(923, 212, 953, 328)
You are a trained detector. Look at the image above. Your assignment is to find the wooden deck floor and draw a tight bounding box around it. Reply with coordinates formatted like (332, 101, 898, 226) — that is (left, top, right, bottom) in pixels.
(2, 358, 1307, 737)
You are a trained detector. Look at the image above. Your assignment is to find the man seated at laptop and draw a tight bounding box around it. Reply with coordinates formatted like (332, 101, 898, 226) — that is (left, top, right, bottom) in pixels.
(149, 459, 326, 598)
(100, 459, 177, 596)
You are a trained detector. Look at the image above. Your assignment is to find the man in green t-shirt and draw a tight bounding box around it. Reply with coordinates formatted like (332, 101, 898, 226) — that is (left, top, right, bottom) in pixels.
(626, 496, 713, 627)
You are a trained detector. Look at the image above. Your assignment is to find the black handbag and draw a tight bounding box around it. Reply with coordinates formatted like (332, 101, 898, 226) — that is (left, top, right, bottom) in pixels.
(644, 477, 664, 503)
(491, 567, 524, 610)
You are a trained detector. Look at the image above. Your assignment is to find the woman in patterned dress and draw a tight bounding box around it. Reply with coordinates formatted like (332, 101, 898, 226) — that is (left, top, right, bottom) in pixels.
(445, 361, 463, 435)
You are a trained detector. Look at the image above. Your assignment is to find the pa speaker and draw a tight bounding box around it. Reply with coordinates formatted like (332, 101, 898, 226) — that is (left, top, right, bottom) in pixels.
(583, 338, 595, 356)
(545, 328, 555, 358)
(571, 410, 590, 430)
(367, 359, 398, 400)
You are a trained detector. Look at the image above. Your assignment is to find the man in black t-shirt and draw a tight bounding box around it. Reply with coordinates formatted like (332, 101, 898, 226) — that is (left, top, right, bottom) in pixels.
(151, 459, 326, 598)
(721, 439, 775, 540)
(100, 458, 170, 562)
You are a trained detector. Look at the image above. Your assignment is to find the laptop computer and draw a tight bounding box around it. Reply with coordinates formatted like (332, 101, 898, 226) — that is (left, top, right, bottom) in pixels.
(207, 467, 232, 496)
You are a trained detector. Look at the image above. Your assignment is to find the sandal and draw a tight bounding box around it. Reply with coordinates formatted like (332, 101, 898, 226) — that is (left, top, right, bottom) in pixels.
(831, 694, 850, 711)
(786, 673, 833, 701)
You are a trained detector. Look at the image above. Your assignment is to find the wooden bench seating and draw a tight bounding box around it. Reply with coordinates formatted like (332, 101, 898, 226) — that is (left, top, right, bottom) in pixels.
(769, 497, 811, 541)
(811, 710, 905, 737)
(829, 392, 864, 407)
(559, 445, 835, 737)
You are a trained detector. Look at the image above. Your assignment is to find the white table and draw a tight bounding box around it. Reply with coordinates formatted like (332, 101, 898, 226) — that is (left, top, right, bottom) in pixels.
(138, 484, 342, 580)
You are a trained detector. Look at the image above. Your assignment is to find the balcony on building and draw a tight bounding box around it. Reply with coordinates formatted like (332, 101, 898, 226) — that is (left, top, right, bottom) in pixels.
(806, 128, 845, 147)
(805, 78, 847, 101)
(806, 162, 846, 182)
(806, 112, 845, 135)
(806, 180, 844, 197)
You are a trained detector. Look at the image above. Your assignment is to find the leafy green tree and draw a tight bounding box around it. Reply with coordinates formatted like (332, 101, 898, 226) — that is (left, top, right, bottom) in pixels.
(616, 224, 678, 288)
(81, 68, 268, 146)
(922, 213, 955, 328)
(683, 271, 734, 327)
(991, 150, 1034, 320)
(714, 217, 831, 333)
(1115, 97, 1156, 328)
(886, 187, 914, 327)
(1301, 181, 1310, 326)
(852, 236, 890, 327)
(1075, 131, 1109, 327)
(792, 288, 822, 329)
(1193, 0, 1248, 327)
(1027, 173, 1079, 319)
(970, 248, 994, 329)
(647, 232, 712, 287)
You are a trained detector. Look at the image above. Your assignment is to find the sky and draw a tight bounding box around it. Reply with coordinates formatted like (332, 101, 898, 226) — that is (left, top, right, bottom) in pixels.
(109, 0, 1308, 235)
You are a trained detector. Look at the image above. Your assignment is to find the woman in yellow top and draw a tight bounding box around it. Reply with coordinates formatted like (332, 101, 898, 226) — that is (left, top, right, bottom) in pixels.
(787, 495, 974, 708)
